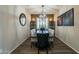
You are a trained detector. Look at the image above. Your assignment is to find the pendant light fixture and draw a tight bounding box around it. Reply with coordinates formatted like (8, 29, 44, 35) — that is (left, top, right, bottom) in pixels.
(39, 5, 47, 29)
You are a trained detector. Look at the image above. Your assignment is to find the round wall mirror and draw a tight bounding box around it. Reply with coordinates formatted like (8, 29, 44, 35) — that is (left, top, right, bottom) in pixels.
(19, 13, 26, 26)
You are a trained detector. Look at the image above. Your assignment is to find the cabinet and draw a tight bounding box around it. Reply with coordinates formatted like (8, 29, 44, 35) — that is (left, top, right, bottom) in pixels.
(49, 21, 55, 29)
(30, 21, 36, 29)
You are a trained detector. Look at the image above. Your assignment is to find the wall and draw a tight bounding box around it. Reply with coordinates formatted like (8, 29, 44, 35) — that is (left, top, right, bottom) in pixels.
(0, 6, 10, 53)
(0, 5, 30, 53)
(55, 5, 79, 53)
(15, 6, 30, 48)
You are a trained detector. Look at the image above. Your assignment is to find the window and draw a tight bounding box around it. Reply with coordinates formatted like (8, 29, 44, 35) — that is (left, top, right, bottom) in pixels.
(36, 17, 48, 29)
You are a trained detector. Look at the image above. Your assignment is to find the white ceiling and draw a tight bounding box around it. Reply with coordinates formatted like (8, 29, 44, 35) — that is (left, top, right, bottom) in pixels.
(25, 5, 60, 14)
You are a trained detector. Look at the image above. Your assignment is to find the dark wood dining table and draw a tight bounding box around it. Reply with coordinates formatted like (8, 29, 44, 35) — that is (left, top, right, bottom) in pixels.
(31, 29, 54, 48)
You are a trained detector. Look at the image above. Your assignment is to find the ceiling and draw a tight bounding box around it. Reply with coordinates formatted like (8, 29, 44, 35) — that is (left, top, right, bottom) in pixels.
(25, 5, 60, 14)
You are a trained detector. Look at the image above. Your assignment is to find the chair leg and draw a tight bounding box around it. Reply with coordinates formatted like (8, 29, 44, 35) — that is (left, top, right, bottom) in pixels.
(52, 42, 54, 48)
(38, 48, 39, 54)
(46, 48, 48, 54)
(31, 42, 32, 48)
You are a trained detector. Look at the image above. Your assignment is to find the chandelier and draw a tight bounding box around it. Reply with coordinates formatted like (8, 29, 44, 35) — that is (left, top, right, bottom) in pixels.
(38, 5, 47, 29)
(39, 5, 47, 19)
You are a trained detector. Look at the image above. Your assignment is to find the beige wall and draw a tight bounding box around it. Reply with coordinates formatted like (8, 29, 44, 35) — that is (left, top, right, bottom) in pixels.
(55, 5, 79, 53)
(0, 5, 30, 53)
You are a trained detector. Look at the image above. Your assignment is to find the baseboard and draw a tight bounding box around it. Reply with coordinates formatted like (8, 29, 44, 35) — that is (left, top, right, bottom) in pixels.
(8, 38, 29, 54)
(55, 37, 79, 54)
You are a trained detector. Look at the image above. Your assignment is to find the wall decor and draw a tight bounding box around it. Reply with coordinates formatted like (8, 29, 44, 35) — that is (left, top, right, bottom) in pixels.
(57, 8, 74, 26)
(19, 13, 26, 26)
(57, 16, 63, 26)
